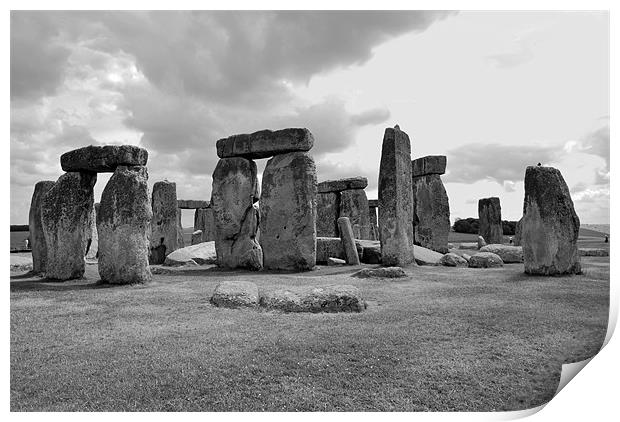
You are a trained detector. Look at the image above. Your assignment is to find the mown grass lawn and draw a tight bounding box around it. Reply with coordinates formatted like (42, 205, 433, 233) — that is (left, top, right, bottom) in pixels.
(10, 257, 608, 412)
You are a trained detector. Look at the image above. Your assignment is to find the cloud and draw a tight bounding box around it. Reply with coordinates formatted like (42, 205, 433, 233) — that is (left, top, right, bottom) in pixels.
(443, 143, 559, 185)
(577, 122, 609, 170)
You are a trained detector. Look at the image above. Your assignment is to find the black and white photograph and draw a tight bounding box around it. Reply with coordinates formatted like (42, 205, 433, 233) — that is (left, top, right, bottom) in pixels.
(7, 2, 614, 416)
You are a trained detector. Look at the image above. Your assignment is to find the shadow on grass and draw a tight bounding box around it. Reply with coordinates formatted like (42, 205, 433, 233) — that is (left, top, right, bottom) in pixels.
(10, 277, 117, 293)
(152, 264, 366, 279)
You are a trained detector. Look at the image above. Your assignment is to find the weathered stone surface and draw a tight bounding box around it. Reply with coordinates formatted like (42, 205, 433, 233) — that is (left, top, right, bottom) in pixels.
(579, 248, 609, 257)
(477, 236, 487, 249)
(316, 237, 345, 263)
(149, 181, 183, 264)
(522, 166, 581, 275)
(85, 203, 99, 259)
(41, 172, 96, 280)
(439, 253, 468, 267)
(177, 199, 209, 209)
(260, 285, 366, 313)
(210, 281, 259, 308)
(368, 199, 378, 207)
(412, 155, 447, 177)
(327, 257, 347, 266)
(340, 189, 372, 240)
(462, 253, 472, 262)
(459, 243, 479, 250)
(480, 244, 523, 263)
(412, 173, 450, 253)
(60, 145, 148, 173)
(468, 252, 504, 268)
(163, 241, 217, 266)
(176, 210, 185, 249)
(316, 192, 339, 237)
(353, 267, 407, 278)
(338, 217, 361, 265)
(413, 245, 443, 266)
(216, 128, 313, 159)
(97, 166, 152, 284)
(194, 207, 215, 242)
(260, 152, 317, 271)
(317, 177, 368, 193)
(478, 197, 503, 245)
(378, 126, 414, 266)
(28, 180, 55, 273)
(355, 239, 382, 264)
(368, 204, 379, 241)
(191, 230, 203, 245)
(212, 158, 262, 270)
(514, 217, 523, 246)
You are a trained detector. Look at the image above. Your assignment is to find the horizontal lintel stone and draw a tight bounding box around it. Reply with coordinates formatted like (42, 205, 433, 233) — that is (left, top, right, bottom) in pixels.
(317, 177, 368, 193)
(216, 128, 313, 159)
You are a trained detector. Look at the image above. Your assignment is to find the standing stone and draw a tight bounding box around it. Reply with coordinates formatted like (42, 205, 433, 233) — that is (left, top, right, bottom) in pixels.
(337, 217, 361, 265)
(194, 207, 216, 242)
(97, 166, 152, 284)
(150, 181, 183, 264)
(316, 192, 339, 237)
(41, 172, 96, 280)
(514, 217, 523, 246)
(260, 152, 317, 271)
(85, 203, 99, 259)
(176, 209, 185, 248)
(368, 199, 379, 241)
(28, 180, 55, 273)
(212, 157, 262, 270)
(478, 197, 502, 245)
(339, 189, 372, 240)
(522, 166, 581, 275)
(412, 173, 450, 253)
(378, 126, 414, 266)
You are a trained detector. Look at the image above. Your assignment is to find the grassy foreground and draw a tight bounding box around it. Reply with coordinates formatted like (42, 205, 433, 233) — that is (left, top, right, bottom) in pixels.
(10, 257, 608, 412)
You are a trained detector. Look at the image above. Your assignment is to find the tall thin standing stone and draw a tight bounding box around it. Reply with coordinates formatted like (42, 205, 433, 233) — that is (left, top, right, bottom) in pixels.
(85, 203, 99, 259)
(337, 217, 360, 265)
(41, 172, 96, 280)
(339, 189, 372, 240)
(194, 207, 215, 242)
(212, 157, 263, 270)
(478, 197, 502, 244)
(150, 181, 182, 264)
(522, 166, 581, 275)
(28, 180, 56, 274)
(378, 126, 414, 266)
(260, 151, 317, 271)
(98, 165, 152, 284)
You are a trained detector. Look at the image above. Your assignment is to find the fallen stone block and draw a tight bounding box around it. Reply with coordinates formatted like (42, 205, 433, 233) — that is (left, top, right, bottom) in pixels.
(439, 253, 468, 267)
(61, 145, 148, 173)
(299, 285, 366, 313)
(355, 239, 382, 264)
(327, 257, 347, 266)
(413, 244, 444, 266)
(216, 128, 313, 159)
(352, 267, 407, 278)
(468, 252, 504, 268)
(210, 281, 260, 308)
(164, 241, 217, 266)
(480, 244, 523, 263)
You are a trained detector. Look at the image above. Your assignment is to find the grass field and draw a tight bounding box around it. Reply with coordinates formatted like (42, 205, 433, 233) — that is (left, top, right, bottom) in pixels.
(10, 255, 609, 411)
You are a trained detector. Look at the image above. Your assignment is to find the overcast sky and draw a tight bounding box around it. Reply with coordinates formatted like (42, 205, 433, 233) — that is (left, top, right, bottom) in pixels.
(10, 10, 609, 226)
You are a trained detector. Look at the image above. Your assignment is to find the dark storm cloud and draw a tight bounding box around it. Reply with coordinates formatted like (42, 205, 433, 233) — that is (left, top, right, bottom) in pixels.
(443, 143, 559, 185)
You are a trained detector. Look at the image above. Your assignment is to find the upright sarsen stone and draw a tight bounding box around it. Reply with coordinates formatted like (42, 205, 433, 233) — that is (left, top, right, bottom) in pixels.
(478, 197, 502, 245)
(522, 166, 581, 275)
(85, 203, 99, 259)
(28, 180, 56, 273)
(378, 126, 414, 266)
(97, 166, 152, 284)
(260, 152, 317, 271)
(150, 181, 183, 264)
(513, 217, 523, 246)
(212, 157, 262, 270)
(316, 192, 339, 237)
(412, 174, 450, 253)
(194, 207, 215, 242)
(41, 172, 96, 280)
(339, 189, 372, 240)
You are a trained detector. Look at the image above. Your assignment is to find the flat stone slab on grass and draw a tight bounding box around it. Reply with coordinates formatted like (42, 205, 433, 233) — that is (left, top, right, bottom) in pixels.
(414, 245, 443, 266)
(327, 257, 347, 266)
(216, 128, 313, 159)
(469, 252, 504, 268)
(210, 281, 260, 308)
(439, 253, 468, 267)
(177, 199, 209, 209)
(163, 241, 217, 266)
(355, 239, 382, 264)
(61, 145, 148, 173)
(579, 248, 609, 257)
(352, 267, 407, 279)
(260, 285, 366, 313)
(479, 244, 523, 263)
(317, 177, 368, 193)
